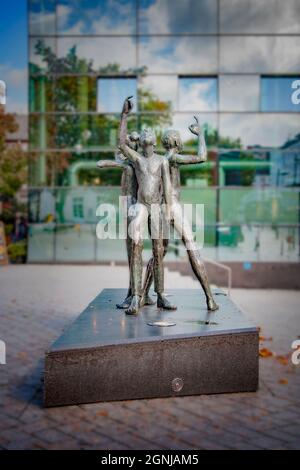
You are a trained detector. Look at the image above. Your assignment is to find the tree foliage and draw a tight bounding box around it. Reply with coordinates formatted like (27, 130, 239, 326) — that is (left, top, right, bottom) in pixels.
(0, 108, 27, 198)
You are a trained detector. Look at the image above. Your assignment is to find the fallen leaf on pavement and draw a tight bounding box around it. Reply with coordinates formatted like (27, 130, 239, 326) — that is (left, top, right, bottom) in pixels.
(259, 348, 273, 358)
(278, 379, 288, 385)
(275, 355, 290, 366)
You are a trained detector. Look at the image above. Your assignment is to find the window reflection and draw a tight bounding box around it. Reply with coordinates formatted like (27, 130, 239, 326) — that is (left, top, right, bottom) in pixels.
(219, 75, 259, 112)
(138, 75, 177, 112)
(97, 78, 137, 113)
(57, 37, 137, 73)
(27, 223, 55, 262)
(29, 0, 56, 35)
(261, 77, 300, 112)
(179, 77, 217, 112)
(220, 37, 300, 74)
(29, 76, 54, 112)
(220, 114, 300, 149)
(220, 0, 300, 34)
(139, 36, 218, 74)
(220, 114, 300, 187)
(29, 38, 56, 73)
(139, 0, 217, 34)
(57, 0, 137, 34)
(54, 76, 97, 112)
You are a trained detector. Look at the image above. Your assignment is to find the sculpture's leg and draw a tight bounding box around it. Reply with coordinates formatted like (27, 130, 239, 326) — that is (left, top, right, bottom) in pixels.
(116, 218, 133, 309)
(151, 215, 176, 311)
(117, 166, 136, 309)
(125, 203, 148, 315)
(173, 203, 218, 311)
(140, 238, 169, 306)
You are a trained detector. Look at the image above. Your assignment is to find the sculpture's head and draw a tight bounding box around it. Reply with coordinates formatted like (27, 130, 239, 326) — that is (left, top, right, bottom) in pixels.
(161, 129, 183, 152)
(140, 128, 156, 147)
(126, 131, 140, 151)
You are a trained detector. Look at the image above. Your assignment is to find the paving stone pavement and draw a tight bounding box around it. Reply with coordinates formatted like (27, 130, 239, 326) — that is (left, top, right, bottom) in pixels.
(0, 265, 299, 450)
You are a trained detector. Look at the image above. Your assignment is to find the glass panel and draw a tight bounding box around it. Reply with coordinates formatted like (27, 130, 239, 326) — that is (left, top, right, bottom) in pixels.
(29, 0, 56, 35)
(139, 0, 217, 34)
(217, 224, 259, 262)
(220, 0, 300, 34)
(261, 76, 300, 112)
(219, 114, 300, 186)
(219, 113, 300, 148)
(178, 77, 217, 112)
(29, 76, 54, 112)
(172, 113, 218, 147)
(27, 223, 55, 262)
(259, 225, 299, 262)
(55, 76, 97, 112)
(56, 187, 121, 224)
(138, 75, 177, 112)
(220, 37, 300, 74)
(57, 0, 137, 34)
(55, 114, 138, 150)
(29, 115, 56, 150)
(219, 75, 260, 112)
(28, 188, 56, 222)
(139, 36, 218, 74)
(97, 78, 137, 113)
(55, 224, 95, 261)
(219, 189, 299, 225)
(181, 188, 217, 227)
(28, 151, 65, 187)
(97, 239, 127, 262)
(57, 37, 137, 73)
(29, 37, 56, 74)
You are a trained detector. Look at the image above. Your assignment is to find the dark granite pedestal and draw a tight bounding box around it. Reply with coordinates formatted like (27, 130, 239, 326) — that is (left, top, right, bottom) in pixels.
(44, 289, 259, 407)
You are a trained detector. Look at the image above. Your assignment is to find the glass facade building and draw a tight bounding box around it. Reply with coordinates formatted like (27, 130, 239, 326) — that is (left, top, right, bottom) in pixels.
(28, 0, 300, 263)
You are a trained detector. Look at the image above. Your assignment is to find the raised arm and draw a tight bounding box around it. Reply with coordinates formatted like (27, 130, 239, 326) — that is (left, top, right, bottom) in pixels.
(172, 116, 207, 165)
(97, 160, 125, 170)
(118, 96, 133, 147)
(119, 143, 141, 163)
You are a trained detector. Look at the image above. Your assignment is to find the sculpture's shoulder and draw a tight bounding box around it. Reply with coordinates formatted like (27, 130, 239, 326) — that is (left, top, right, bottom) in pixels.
(154, 153, 168, 166)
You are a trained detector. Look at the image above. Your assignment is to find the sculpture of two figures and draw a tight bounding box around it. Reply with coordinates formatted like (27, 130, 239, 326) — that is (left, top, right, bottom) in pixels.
(97, 97, 218, 315)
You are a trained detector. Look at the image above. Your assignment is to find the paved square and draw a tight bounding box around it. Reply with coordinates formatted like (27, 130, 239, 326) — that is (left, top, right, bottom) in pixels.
(0, 266, 299, 450)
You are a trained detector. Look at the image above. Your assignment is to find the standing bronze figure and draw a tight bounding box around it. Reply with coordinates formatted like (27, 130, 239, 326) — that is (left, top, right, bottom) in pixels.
(97, 96, 218, 314)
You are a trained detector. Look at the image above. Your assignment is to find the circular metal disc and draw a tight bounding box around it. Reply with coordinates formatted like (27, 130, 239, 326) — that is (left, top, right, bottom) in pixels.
(147, 320, 176, 327)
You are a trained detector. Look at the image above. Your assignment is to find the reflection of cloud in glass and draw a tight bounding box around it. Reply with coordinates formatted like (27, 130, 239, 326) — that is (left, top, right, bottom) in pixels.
(57, 0, 136, 34)
(220, 114, 300, 148)
(172, 113, 218, 142)
(220, 37, 300, 73)
(139, 75, 177, 110)
(220, 0, 300, 34)
(179, 78, 217, 112)
(140, 0, 217, 34)
(261, 77, 300, 112)
(97, 78, 137, 113)
(57, 37, 137, 71)
(139, 36, 217, 73)
(29, 0, 56, 34)
(219, 75, 260, 112)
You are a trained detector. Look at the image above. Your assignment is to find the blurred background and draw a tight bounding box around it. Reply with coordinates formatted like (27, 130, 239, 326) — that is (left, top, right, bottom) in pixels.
(1, 0, 300, 287)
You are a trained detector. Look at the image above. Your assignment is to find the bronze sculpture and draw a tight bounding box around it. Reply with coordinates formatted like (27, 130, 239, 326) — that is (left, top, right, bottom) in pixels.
(97, 96, 218, 315)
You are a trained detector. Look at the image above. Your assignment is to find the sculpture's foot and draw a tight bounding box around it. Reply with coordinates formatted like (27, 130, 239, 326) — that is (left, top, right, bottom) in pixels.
(157, 294, 177, 310)
(140, 293, 155, 307)
(125, 295, 140, 315)
(207, 298, 219, 311)
(116, 295, 132, 309)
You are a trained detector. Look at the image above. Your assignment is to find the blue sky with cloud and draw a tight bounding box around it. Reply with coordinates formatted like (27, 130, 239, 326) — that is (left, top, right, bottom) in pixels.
(0, 1, 27, 113)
